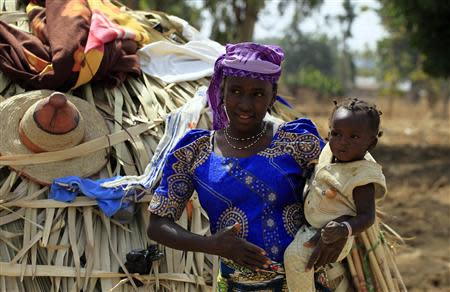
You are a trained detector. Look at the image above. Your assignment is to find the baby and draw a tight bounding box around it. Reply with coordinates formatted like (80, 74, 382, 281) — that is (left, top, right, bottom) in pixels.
(284, 98, 387, 291)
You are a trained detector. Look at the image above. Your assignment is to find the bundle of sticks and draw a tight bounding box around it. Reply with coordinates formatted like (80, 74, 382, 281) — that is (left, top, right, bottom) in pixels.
(345, 220, 407, 292)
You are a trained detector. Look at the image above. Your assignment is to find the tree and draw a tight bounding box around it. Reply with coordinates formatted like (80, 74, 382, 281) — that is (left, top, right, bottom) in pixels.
(275, 0, 357, 94)
(203, 0, 265, 43)
(354, 46, 378, 78)
(378, 0, 450, 78)
(204, 0, 323, 44)
(122, 0, 324, 44)
(261, 33, 343, 98)
(281, 34, 340, 78)
(377, 0, 450, 117)
(277, 0, 323, 35)
(337, 0, 356, 89)
(377, 32, 419, 96)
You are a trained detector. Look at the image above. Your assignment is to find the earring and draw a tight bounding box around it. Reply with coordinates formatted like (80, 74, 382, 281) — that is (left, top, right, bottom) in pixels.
(267, 103, 274, 114)
(222, 102, 230, 122)
(224, 106, 230, 121)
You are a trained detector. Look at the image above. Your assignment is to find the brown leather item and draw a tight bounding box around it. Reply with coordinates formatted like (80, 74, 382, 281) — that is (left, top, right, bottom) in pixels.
(33, 92, 80, 134)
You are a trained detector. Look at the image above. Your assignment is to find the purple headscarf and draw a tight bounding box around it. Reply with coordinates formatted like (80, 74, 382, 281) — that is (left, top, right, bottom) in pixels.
(207, 42, 285, 130)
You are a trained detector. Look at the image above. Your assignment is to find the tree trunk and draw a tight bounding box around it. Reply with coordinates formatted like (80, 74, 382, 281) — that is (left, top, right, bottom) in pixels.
(236, 3, 259, 42)
(235, 0, 265, 42)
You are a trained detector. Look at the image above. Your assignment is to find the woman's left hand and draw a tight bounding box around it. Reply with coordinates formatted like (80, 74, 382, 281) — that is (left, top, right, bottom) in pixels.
(304, 229, 347, 271)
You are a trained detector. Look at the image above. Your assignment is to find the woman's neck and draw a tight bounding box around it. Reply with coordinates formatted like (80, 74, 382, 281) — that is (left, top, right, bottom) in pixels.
(226, 123, 265, 139)
(214, 122, 275, 158)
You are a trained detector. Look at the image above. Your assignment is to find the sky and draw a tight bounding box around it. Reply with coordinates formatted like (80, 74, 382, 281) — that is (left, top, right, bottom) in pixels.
(199, 0, 388, 52)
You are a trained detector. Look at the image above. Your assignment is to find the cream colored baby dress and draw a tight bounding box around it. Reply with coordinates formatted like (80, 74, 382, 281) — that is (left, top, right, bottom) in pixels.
(284, 143, 387, 292)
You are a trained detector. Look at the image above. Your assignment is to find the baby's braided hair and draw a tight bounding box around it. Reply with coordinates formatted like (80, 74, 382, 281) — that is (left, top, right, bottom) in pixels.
(331, 98, 383, 137)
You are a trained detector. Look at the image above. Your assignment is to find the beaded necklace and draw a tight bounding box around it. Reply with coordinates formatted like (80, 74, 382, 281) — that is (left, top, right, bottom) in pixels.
(224, 123, 267, 150)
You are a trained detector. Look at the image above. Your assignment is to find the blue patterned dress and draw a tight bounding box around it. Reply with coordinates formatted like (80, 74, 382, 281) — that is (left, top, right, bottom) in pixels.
(149, 118, 323, 289)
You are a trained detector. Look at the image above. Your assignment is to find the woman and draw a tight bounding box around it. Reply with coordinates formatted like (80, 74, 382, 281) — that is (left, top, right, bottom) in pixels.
(147, 42, 346, 291)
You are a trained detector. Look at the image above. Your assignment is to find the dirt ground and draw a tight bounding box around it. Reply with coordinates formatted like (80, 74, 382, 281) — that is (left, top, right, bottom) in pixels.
(291, 95, 450, 292)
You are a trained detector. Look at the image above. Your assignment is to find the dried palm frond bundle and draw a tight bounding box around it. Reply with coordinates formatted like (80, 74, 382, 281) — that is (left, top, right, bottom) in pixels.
(0, 2, 295, 292)
(318, 220, 407, 292)
(0, 2, 208, 292)
(346, 221, 407, 292)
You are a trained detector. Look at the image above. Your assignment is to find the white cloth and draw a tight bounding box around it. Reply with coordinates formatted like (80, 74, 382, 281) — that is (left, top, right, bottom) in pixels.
(101, 86, 208, 190)
(138, 40, 225, 83)
(167, 15, 204, 41)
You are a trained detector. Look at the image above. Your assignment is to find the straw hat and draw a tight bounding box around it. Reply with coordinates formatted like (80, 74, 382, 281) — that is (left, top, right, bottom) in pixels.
(0, 90, 109, 185)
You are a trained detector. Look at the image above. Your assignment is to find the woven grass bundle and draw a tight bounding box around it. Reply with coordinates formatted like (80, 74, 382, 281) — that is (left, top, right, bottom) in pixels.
(0, 1, 209, 291)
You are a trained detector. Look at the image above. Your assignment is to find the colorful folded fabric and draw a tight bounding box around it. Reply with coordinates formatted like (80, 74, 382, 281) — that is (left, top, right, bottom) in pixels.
(0, 0, 150, 90)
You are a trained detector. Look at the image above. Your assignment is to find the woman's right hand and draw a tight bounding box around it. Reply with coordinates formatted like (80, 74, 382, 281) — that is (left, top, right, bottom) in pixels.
(210, 223, 271, 271)
(148, 215, 270, 271)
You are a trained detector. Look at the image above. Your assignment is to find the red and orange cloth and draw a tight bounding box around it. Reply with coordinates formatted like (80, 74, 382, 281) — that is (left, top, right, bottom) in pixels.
(0, 0, 150, 91)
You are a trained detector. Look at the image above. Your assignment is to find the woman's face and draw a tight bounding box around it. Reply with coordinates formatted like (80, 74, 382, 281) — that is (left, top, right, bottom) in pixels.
(223, 76, 275, 133)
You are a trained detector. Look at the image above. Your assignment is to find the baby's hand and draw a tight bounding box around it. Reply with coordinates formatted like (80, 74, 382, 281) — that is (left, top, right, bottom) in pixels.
(321, 221, 349, 244)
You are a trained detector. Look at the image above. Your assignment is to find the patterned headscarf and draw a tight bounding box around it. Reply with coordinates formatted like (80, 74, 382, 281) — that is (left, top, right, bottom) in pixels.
(207, 42, 285, 130)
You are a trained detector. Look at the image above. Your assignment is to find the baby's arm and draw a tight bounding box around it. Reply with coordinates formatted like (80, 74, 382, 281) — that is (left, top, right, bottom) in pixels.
(321, 183, 376, 244)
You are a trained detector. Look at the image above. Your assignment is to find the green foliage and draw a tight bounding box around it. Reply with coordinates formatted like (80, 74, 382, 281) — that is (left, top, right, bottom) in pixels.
(261, 33, 344, 97)
(275, 0, 355, 93)
(280, 34, 340, 78)
(376, 35, 419, 88)
(282, 34, 344, 97)
(379, 0, 450, 78)
(376, 0, 450, 112)
(354, 47, 378, 77)
(284, 67, 343, 96)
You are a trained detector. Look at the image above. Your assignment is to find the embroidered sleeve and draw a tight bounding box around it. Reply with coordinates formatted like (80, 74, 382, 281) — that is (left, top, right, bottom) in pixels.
(149, 130, 211, 220)
(284, 118, 324, 167)
(260, 118, 324, 168)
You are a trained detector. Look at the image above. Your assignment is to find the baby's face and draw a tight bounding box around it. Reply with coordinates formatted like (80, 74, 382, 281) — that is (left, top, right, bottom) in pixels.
(328, 108, 377, 162)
